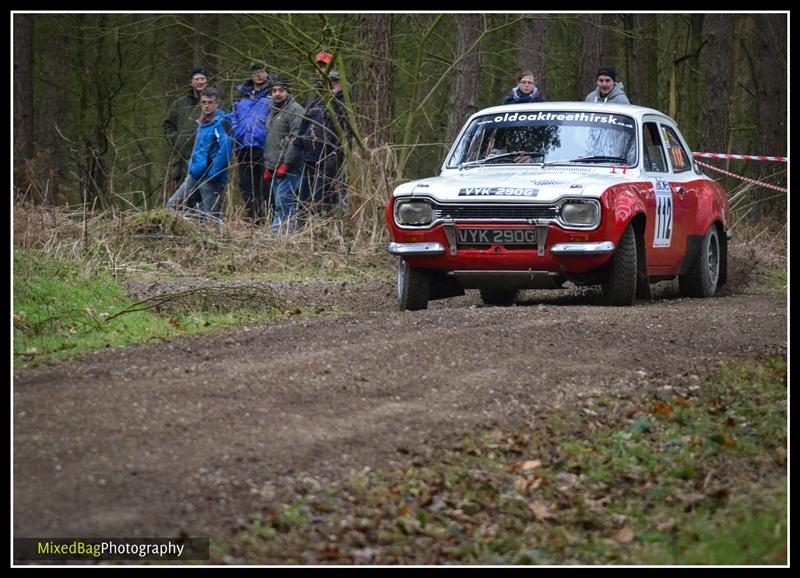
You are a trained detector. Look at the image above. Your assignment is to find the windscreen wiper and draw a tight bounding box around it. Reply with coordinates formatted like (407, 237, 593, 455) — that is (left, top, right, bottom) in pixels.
(459, 151, 544, 170)
(566, 155, 631, 164)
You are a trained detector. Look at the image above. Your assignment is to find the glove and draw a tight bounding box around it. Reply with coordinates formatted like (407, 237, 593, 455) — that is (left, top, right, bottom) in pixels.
(275, 163, 289, 178)
(262, 168, 273, 182)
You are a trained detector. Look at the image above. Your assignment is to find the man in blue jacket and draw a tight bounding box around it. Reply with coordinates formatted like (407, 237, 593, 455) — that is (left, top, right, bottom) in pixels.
(166, 87, 233, 222)
(232, 63, 273, 223)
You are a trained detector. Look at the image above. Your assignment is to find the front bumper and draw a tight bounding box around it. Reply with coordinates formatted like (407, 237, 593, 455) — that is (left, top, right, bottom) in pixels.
(388, 242, 446, 256)
(550, 241, 615, 255)
(388, 222, 617, 274)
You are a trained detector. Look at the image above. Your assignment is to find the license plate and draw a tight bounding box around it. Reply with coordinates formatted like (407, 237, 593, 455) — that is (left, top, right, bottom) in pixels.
(456, 228, 536, 246)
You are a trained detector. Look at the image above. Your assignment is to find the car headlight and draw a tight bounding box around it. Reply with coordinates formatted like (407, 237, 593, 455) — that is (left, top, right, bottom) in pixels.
(560, 201, 600, 227)
(395, 200, 433, 226)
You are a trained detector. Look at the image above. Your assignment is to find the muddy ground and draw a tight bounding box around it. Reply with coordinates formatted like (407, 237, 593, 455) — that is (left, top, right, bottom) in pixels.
(13, 258, 787, 543)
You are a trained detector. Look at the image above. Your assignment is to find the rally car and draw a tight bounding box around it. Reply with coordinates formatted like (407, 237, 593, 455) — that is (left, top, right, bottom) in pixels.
(386, 102, 730, 310)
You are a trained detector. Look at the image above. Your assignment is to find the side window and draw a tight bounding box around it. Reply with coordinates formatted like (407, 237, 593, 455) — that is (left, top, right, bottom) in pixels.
(642, 122, 667, 172)
(662, 126, 691, 172)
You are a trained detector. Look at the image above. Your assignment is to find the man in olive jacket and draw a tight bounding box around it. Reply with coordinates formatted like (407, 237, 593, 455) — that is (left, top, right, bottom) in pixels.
(163, 67, 209, 196)
(262, 76, 305, 232)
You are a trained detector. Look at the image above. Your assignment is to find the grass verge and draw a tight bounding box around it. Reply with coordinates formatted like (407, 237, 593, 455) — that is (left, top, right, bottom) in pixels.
(216, 356, 787, 565)
(13, 248, 298, 367)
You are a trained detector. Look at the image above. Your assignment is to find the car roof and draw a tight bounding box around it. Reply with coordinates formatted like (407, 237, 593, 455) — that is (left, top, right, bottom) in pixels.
(473, 101, 675, 124)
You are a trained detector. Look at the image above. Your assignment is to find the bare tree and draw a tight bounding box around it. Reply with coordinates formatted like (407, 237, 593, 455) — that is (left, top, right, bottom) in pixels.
(576, 14, 603, 99)
(701, 15, 735, 153)
(14, 14, 33, 164)
(625, 14, 658, 108)
(517, 15, 548, 97)
(755, 14, 787, 157)
(167, 15, 196, 94)
(754, 13, 787, 217)
(34, 15, 70, 205)
(447, 14, 483, 141)
(354, 14, 393, 147)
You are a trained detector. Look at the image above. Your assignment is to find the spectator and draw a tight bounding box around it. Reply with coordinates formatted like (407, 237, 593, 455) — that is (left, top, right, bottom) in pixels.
(295, 68, 351, 216)
(503, 70, 545, 105)
(585, 65, 630, 104)
(262, 77, 305, 233)
(166, 87, 233, 222)
(232, 63, 273, 224)
(303, 51, 336, 108)
(163, 67, 209, 203)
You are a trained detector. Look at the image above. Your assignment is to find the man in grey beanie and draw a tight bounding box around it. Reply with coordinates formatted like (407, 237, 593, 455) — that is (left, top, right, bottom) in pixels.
(585, 65, 630, 104)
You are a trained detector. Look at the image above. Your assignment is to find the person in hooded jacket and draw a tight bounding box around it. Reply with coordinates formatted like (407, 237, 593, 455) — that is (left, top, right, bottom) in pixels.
(502, 70, 546, 105)
(585, 65, 630, 104)
(232, 63, 273, 223)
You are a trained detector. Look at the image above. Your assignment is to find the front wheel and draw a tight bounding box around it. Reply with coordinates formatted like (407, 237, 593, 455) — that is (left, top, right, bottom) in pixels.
(601, 224, 637, 306)
(397, 259, 431, 311)
(679, 225, 721, 297)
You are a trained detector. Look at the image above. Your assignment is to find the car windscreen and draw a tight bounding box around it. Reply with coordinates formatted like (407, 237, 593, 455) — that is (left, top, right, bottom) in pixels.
(448, 110, 637, 169)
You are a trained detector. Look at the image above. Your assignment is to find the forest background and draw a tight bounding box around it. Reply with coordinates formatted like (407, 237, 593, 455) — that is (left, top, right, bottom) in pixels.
(12, 12, 787, 228)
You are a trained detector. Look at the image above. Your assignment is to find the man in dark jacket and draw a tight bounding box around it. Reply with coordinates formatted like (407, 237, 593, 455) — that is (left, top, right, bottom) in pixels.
(164, 67, 209, 199)
(294, 69, 350, 214)
(232, 63, 273, 223)
(503, 70, 545, 105)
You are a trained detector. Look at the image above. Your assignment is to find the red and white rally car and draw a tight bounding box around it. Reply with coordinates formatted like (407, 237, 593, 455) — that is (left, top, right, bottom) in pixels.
(386, 102, 731, 310)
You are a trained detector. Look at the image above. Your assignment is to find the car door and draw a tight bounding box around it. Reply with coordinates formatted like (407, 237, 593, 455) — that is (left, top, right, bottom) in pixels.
(658, 123, 697, 274)
(640, 119, 676, 272)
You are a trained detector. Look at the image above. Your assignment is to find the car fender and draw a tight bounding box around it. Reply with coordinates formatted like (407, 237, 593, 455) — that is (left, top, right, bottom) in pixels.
(692, 179, 730, 236)
(599, 182, 647, 245)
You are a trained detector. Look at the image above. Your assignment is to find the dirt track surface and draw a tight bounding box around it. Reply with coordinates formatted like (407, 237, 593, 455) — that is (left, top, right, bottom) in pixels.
(14, 280, 787, 541)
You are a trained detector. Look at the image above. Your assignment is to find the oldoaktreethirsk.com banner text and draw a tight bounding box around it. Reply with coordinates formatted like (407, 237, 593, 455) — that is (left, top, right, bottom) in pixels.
(14, 538, 209, 561)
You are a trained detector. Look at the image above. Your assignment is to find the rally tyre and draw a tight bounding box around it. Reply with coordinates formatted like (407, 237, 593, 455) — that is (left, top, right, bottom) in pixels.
(397, 259, 431, 311)
(601, 224, 637, 306)
(679, 225, 721, 298)
(479, 288, 518, 306)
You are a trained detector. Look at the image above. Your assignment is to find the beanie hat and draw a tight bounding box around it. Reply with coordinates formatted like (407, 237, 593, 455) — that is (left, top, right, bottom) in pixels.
(596, 66, 616, 81)
(250, 62, 266, 72)
(191, 67, 209, 79)
(328, 70, 341, 81)
(270, 75, 293, 92)
(315, 51, 333, 65)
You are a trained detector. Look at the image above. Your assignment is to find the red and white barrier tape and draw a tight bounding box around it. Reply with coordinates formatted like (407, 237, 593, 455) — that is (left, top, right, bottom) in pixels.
(693, 152, 788, 162)
(695, 160, 788, 193)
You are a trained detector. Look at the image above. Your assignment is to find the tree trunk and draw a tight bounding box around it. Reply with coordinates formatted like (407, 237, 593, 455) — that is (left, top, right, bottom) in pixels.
(354, 14, 393, 147)
(754, 13, 787, 218)
(701, 15, 734, 154)
(14, 14, 33, 164)
(627, 14, 658, 108)
(576, 14, 602, 99)
(167, 14, 196, 95)
(755, 14, 787, 157)
(447, 14, 483, 141)
(678, 14, 705, 144)
(35, 15, 69, 205)
(517, 15, 548, 97)
(194, 14, 220, 82)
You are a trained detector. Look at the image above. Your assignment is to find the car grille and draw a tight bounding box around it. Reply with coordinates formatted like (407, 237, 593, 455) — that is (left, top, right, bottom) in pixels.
(432, 203, 558, 222)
